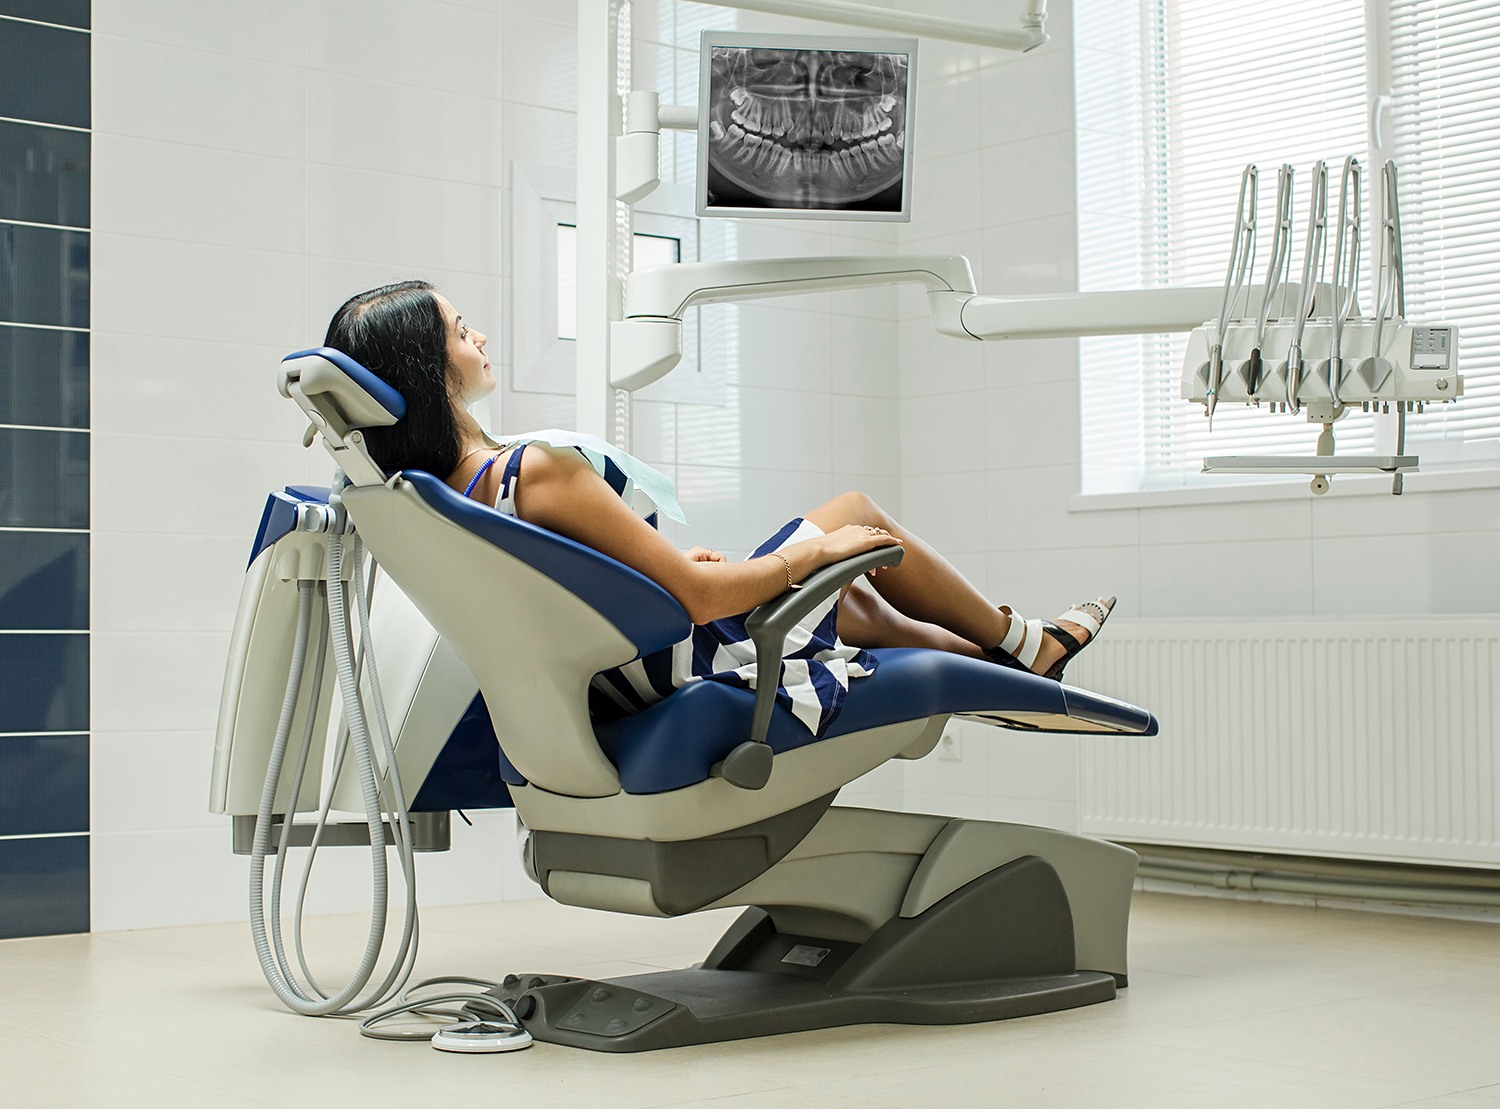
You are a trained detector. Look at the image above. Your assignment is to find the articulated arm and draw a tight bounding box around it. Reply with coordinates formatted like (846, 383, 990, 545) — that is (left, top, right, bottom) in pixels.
(611, 253, 1236, 391)
(612, 255, 977, 390)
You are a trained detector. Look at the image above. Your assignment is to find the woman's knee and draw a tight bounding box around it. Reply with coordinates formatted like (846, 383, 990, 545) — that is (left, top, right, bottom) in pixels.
(818, 490, 890, 528)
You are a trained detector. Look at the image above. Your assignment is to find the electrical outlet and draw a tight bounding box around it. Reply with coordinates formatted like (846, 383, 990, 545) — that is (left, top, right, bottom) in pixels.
(937, 730, 962, 761)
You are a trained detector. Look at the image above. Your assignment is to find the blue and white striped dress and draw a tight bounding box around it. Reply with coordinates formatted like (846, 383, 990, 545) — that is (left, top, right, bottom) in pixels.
(482, 442, 878, 736)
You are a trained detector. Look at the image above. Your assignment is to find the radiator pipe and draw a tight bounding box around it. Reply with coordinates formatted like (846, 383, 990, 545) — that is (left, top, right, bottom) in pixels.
(1137, 862, 1500, 908)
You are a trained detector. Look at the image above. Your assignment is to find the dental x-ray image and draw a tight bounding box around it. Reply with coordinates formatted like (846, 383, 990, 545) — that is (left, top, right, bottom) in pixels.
(699, 37, 913, 219)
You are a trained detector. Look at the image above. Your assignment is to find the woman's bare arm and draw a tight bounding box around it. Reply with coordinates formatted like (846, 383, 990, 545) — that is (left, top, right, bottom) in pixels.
(510, 445, 899, 624)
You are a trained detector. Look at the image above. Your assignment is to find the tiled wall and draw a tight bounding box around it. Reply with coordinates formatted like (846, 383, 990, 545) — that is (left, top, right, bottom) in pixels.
(78, 0, 903, 933)
(890, 3, 1088, 831)
(0, 2, 93, 939)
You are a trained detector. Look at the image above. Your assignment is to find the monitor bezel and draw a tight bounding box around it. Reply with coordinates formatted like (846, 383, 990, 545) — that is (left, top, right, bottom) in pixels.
(694, 30, 918, 223)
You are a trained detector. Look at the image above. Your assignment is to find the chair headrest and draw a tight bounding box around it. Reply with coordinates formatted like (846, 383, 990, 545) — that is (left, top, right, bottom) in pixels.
(279, 347, 407, 431)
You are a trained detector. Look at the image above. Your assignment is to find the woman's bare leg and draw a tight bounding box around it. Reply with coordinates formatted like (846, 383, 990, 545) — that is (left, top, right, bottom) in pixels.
(837, 577, 984, 657)
(806, 491, 1088, 674)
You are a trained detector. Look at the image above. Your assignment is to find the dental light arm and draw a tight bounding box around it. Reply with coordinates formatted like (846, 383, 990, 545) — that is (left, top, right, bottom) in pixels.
(613, 252, 1237, 390)
(612, 254, 979, 390)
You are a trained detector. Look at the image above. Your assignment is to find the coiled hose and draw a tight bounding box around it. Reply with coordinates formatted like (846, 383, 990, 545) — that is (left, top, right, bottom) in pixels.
(247, 499, 418, 1016)
(245, 485, 518, 1044)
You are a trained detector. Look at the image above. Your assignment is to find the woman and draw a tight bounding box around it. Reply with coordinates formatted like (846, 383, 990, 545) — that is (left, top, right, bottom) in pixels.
(325, 280, 1112, 734)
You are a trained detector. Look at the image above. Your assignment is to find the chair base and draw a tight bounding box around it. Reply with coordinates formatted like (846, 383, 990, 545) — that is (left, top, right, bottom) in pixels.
(480, 854, 1120, 1052)
(483, 967, 1116, 1053)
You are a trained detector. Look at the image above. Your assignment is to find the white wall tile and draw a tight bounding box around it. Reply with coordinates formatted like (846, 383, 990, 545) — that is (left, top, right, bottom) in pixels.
(831, 316, 899, 398)
(979, 48, 1075, 147)
(93, 0, 310, 64)
(90, 332, 306, 444)
(984, 380, 1080, 471)
(914, 69, 982, 162)
(981, 216, 1078, 295)
(981, 130, 1077, 227)
(984, 728, 1079, 802)
(987, 543, 1141, 623)
(92, 631, 230, 734)
(502, 101, 577, 168)
(830, 396, 900, 477)
(1139, 537, 1315, 618)
(1311, 531, 1500, 616)
(92, 135, 307, 253)
(308, 166, 500, 274)
(900, 389, 986, 476)
(500, 14, 578, 111)
(986, 464, 1139, 553)
(309, 0, 502, 99)
(736, 306, 831, 393)
(91, 731, 221, 832)
(90, 828, 249, 931)
(93, 36, 306, 159)
(91, 233, 309, 349)
(630, 399, 676, 465)
(982, 337, 1078, 388)
(309, 72, 504, 186)
(91, 433, 314, 538)
(908, 151, 984, 241)
(91, 532, 250, 634)
(900, 470, 987, 554)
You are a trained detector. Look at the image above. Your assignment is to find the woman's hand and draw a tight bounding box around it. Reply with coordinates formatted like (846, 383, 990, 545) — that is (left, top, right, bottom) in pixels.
(817, 524, 903, 565)
(684, 546, 727, 563)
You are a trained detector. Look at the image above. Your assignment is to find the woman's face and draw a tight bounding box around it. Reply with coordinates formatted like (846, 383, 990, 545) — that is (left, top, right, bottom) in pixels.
(436, 294, 493, 404)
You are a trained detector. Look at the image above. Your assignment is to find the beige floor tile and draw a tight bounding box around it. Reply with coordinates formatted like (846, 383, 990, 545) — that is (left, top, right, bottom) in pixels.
(5, 890, 1499, 1109)
(0, 1020, 276, 1108)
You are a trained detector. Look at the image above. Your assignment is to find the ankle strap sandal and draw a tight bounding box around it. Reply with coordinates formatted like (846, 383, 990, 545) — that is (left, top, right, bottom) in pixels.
(983, 596, 1115, 681)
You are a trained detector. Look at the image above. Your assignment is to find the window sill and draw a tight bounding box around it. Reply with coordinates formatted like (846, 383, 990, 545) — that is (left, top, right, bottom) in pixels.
(1068, 465, 1500, 512)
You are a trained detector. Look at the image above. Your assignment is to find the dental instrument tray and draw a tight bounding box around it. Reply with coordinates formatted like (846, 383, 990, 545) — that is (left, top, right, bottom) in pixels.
(1181, 157, 1460, 495)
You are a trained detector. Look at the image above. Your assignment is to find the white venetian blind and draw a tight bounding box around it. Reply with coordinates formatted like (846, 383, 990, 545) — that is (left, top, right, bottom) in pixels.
(1389, 0, 1500, 453)
(1078, 0, 1369, 491)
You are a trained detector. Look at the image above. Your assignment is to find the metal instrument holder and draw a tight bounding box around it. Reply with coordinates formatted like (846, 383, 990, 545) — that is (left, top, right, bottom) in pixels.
(1205, 164, 1258, 428)
(1245, 164, 1294, 403)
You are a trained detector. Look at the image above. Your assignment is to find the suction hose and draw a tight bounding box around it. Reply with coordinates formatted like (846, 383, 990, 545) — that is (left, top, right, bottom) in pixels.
(246, 486, 418, 1017)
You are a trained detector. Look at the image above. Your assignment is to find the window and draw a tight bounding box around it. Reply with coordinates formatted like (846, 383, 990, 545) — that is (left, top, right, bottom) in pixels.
(554, 224, 681, 341)
(1076, 0, 1500, 493)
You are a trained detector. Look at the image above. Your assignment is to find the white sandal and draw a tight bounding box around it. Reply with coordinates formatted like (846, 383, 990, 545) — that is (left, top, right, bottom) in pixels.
(983, 597, 1115, 681)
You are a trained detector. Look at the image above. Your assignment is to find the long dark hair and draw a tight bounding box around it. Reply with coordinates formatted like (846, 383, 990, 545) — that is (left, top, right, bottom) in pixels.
(323, 280, 460, 477)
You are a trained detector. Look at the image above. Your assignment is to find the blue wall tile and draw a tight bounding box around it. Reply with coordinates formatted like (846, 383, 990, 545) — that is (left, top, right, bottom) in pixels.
(0, 324, 88, 429)
(0, 734, 87, 836)
(0, 18, 90, 129)
(0, 533, 87, 628)
(0, 633, 87, 732)
(0, 834, 88, 939)
(0, 2, 90, 29)
(0, 427, 89, 528)
(0, 120, 90, 228)
(0, 224, 90, 328)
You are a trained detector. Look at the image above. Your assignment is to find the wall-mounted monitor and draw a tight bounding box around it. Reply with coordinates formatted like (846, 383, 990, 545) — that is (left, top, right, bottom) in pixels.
(696, 31, 917, 222)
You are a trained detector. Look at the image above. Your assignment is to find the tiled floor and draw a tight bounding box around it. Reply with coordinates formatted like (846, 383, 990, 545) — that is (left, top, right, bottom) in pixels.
(2, 892, 1499, 1108)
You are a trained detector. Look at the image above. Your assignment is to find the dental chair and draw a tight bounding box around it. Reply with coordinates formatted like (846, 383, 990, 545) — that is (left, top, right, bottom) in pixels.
(215, 347, 1158, 1052)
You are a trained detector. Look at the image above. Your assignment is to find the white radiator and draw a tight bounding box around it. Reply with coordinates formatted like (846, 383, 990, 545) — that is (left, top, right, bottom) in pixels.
(1068, 618, 1500, 869)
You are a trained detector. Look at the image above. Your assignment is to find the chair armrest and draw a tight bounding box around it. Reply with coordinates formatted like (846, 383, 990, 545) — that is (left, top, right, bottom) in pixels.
(712, 545, 905, 790)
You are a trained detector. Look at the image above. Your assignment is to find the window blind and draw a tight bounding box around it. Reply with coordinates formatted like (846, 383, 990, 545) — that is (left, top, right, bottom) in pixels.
(1076, 0, 1500, 492)
(1389, 0, 1500, 454)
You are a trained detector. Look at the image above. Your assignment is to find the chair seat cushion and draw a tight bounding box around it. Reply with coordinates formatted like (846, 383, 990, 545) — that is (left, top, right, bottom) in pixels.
(573, 648, 1156, 795)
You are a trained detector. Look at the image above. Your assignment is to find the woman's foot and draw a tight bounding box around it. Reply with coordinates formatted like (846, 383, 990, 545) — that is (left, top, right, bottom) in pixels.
(983, 598, 1115, 680)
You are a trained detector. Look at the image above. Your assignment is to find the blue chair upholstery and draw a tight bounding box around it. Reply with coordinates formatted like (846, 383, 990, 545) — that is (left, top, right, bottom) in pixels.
(402, 464, 1159, 798)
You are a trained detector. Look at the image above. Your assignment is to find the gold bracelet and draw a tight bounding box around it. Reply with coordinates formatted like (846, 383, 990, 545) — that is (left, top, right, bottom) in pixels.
(770, 552, 801, 591)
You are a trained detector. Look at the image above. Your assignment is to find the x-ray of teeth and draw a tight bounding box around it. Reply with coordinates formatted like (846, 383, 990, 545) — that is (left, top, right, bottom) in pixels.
(705, 46, 908, 212)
